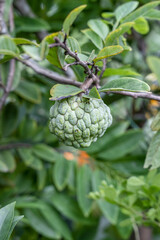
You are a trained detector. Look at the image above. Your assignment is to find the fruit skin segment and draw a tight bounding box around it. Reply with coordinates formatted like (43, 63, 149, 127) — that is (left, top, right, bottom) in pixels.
(49, 96, 112, 148)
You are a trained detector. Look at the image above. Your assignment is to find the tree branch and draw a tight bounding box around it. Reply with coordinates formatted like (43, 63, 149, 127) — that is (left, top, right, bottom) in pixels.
(106, 91, 160, 101)
(49, 36, 100, 90)
(0, 59, 16, 111)
(13, 0, 47, 40)
(99, 58, 107, 79)
(0, 142, 32, 151)
(19, 58, 82, 87)
(0, 0, 7, 34)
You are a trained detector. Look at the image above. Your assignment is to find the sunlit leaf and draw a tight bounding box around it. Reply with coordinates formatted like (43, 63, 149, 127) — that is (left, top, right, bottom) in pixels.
(94, 45, 123, 62)
(88, 19, 109, 40)
(99, 77, 150, 92)
(63, 5, 87, 35)
(49, 84, 84, 101)
(81, 29, 103, 50)
(122, 1, 160, 23)
(144, 132, 160, 169)
(133, 17, 149, 35)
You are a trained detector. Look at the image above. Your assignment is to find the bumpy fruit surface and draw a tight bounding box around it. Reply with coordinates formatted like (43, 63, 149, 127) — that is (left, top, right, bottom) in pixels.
(49, 96, 112, 148)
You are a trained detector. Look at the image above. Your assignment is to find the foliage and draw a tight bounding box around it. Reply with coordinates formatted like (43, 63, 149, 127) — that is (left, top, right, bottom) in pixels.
(0, 0, 160, 240)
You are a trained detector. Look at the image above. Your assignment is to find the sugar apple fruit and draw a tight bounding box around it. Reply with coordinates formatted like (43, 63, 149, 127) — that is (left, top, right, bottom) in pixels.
(49, 95, 112, 148)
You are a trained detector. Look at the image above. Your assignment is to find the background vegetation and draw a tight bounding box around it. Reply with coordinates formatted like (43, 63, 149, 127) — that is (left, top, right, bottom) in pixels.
(0, 0, 160, 240)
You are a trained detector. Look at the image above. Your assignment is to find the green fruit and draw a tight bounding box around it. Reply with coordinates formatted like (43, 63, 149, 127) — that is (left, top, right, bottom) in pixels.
(49, 96, 112, 148)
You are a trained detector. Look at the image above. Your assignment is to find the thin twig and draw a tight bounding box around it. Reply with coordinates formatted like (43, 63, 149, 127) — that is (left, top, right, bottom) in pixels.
(19, 58, 82, 87)
(63, 62, 80, 71)
(49, 36, 100, 90)
(99, 58, 107, 79)
(133, 223, 141, 240)
(106, 91, 160, 101)
(0, 142, 32, 151)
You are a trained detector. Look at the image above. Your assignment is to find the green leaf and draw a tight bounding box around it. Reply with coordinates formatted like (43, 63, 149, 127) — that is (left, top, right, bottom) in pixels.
(94, 45, 123, 62)
(4, 0, 13, 21)
(103, 67, 140, 77)
(77, 164, 93, 217)
(151, 112, 160, 131)
(81, 29, 103, 50)
(67, 36, 81, 52)
(144, 9, 160, 20)
(127, 176, 145, 188)
(0, 151, 16, 173)
(18, 148, 43, 171)
(13, 38, 38, 46)
(6, 216, 24, 240)
(105, 22, 134, 46)
(44, 32, 63, 68)
(133, 17, 149, 34)
(25, 209, 60, 239)
(40, 204, 73, 240)
(147, 56, 160, 84)
(97, 130, 143, 160)
(101, 12, 115, 18)
(2, 102, 19, 137)
(99, 77, 150, 92)
(44, 190, 92, 224)
(32, 144, 60, 163)
(39, 39, 49, 60)
(15, 80, 41, 104)
(88, 87, 101, 99)
(22, 45, 41, 61)
(0, 36, 19, 59)
(0, 202, 15, 240)
(115, 1, 139, 23)
(87, 19, 109, 40)
(144, 132, 160, 169)
(53, 156, 69, 191)
(63, 4, 87, 35)
(92, 170, 119, 224)
(15, 17, 51, 32)
(11, 62, 22, 91)
(85, 122, 129, 155)
(122, 1, 160, 23)
(49, 84, 84, 101)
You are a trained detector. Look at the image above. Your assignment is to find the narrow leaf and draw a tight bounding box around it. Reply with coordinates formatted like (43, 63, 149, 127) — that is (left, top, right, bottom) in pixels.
(144, 9, 160, 20)
(99, 77, 150, 92)
(97, 130, 143, 160)
(151, 112, 160, 131)
(103, 67, 140, 77)
(115, 1, 139, 23)
(25, 209, 60, 239)
(77, 164, 93, 216)
(94, 45, 123, 62)
(0, 202, 15, 240)
(13, 38, 38, 46)
(49, 84, 84, 101)
(122, 1, 160, 23)
(44, 32, 63, 68)
(53, 156, 69, 191)
(144, 132, 160, 169)
(32, 144, 60, 163)
(15, 80, 41, 104)
(63, 5, 87, 35)
(105, 22, 134, 46)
